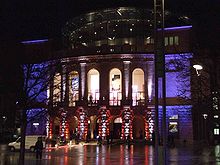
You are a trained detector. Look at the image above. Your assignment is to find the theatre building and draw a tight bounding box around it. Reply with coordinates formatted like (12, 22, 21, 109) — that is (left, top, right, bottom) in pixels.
(23, 7, 193, 143)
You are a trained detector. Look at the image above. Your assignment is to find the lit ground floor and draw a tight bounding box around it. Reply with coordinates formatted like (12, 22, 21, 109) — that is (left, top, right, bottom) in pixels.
(26, 105, 193, 144)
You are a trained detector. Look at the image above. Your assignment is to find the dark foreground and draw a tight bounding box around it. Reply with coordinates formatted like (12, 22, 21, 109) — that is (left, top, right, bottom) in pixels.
(1, 142, 220, 165)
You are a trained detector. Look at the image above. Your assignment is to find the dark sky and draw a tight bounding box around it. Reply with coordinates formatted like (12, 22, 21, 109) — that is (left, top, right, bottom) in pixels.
(1, 0, 220, 45)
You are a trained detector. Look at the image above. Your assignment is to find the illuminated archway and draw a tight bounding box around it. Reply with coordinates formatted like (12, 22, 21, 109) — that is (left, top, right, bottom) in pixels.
(88, 115, 97, 139)
(113, 117, 122, 139)
(109, 68, 122, 106)
(132, 115, 145, 139)
(68, 116, 78, 139)
(132, 68, 145, 106)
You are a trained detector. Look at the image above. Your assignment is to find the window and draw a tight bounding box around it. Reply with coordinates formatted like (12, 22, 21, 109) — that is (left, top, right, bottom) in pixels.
(53, 73, 61, 104)
(165, 37, 169, 46)
(214, 128, 219, 135)
(174, 36, 179, 45)
(87, 69, 100, 104)
(109, 68, 122, 106)
(132, 68, 145, 106)
(165, 36, 179, 46)
(169, 37, 173, 45)
(69, 71, 79, 106)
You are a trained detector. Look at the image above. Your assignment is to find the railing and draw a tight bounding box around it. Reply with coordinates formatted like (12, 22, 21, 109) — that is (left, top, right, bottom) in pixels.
(132, 91, 145, 106)
(52, 91, 148, 108)
(109, 92, 122, 106)
(88, 92, 100, 106)
(69, 92, 79, 107)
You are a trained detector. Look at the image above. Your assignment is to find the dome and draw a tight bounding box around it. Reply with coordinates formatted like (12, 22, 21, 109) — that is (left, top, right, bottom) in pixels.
(62, 7, 191, 55)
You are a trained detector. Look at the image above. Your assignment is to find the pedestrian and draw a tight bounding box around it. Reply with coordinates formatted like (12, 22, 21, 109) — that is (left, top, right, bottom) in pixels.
(139, 130, 143, 139)
(110, 131, 114, 144)
(75, 133, 80, 144)
(126, 135, 131, 145)
(168, 133, 175, 148)
(97, 136, 102, 145)
(35, 137, 43, 159)
(106, 134, 110, 145)
(152, 131, 155, 146)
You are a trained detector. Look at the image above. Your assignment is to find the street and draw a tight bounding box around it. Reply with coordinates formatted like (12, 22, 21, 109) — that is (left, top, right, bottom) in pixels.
(1, 142, 220, 165)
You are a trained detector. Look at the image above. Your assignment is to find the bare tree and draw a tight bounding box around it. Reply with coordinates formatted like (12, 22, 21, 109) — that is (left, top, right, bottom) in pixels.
(166, 51, 220, 141)
(165, 53, 212, 105)
(165, 54, 192, 102)
(18, 60, 61, 165)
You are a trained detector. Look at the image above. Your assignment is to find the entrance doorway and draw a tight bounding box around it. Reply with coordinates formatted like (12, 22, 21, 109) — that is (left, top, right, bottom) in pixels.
(132, 116, 145, 139)
(113, 117, 122, 139)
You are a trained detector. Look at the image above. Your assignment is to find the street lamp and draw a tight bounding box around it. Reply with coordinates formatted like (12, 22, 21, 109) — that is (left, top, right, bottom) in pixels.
(193, 64, 203, 76)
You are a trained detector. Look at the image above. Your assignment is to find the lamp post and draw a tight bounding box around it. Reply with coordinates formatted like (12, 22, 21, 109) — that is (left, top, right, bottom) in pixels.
(193, 64, 204, 141)
(2, 116, 7, 142)
(203, 113, 208, 143)
(154, 0, 166, 164)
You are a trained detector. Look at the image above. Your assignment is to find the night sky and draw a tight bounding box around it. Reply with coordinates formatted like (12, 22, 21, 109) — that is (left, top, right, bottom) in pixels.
(1, 0, 219, 43)
(0, 0, 219, 93)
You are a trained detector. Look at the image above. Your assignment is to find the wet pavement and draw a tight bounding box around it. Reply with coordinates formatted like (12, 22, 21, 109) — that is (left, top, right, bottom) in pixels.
(1, 141, 220, 165)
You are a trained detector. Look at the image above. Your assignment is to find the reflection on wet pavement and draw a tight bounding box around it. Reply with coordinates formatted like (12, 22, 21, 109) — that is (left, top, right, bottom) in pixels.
(1, 143, 220, 165)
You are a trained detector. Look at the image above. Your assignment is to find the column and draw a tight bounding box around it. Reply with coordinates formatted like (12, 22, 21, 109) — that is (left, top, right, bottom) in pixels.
(123, 61, 131, 101)
(80, 63, 86, 100)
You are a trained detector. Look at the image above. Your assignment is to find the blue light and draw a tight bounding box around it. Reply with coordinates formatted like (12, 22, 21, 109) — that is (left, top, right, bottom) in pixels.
(164, 25, 192, 31)
(21, 39, 48, 44)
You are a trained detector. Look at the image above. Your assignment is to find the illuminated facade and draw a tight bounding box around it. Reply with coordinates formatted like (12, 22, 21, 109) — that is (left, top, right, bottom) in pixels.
(24, 7, 194, 143)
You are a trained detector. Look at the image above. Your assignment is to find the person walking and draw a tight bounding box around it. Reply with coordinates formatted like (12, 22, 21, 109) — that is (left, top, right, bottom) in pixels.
(35, 137, 44, 159)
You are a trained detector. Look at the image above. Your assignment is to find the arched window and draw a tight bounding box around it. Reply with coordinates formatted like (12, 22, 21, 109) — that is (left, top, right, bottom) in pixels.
(87, 69, 100, 103)
(69, 71, 79, 106)
(53, 73, 61, 105)
(109, 68, 122, 106)
(132, 68, 145, 106)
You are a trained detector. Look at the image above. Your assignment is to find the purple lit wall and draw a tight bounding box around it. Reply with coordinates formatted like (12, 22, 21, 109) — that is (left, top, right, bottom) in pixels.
(158, 105, 193, 142)
(26, 108, 47, 135)
(156, 53, 193, 142)
(165, 53, 192, 99)
(23, 62, 49, 135)
(23, 63, 49, 103)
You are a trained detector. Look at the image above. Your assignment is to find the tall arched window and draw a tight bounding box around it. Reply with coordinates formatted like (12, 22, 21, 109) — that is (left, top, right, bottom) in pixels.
(69, 71, 79, 106)
(132, 68, 145, 106)
(87, 69, 100, 103)
(53, 73, 61, 105)
(109, 68, 122, 106)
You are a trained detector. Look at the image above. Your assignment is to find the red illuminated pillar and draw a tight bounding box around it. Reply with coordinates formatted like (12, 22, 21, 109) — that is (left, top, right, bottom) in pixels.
(98, 106, 111, 139)
(46, 116, 53, 139)
(121, 106, 134, 140)
(145, 109, 154, 141)
(76, 107, 88, 140)
(59, 110, 69, 141)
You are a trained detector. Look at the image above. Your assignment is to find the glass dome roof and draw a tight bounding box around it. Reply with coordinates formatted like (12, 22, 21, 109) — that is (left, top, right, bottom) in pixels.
(62, 7, 191, 52)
